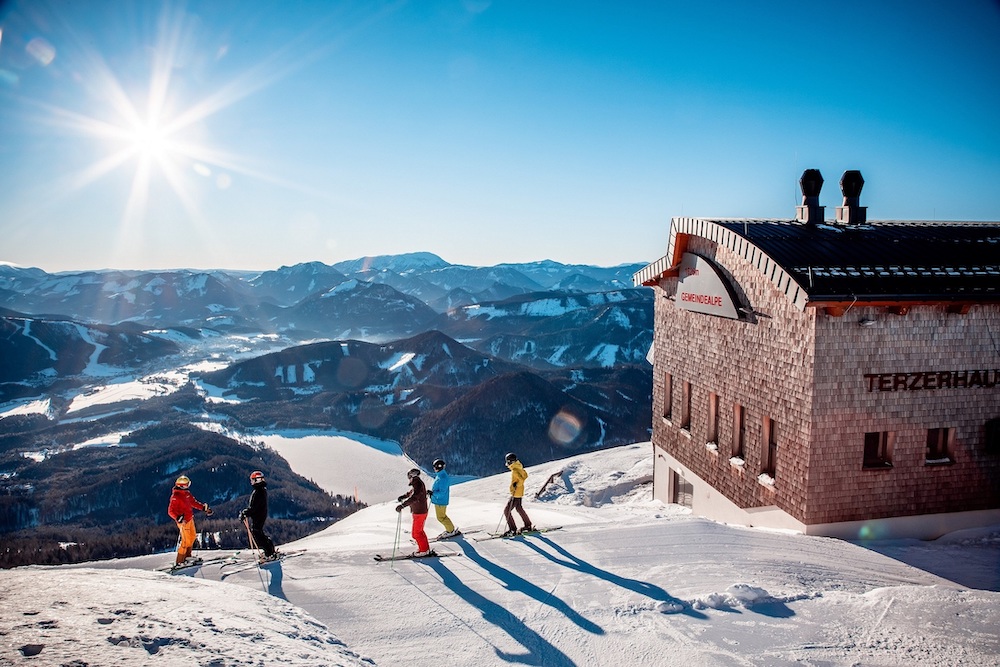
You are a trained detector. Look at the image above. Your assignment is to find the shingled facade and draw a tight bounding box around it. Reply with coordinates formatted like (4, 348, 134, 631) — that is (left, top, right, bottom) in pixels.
(634, 170, 1000, 539)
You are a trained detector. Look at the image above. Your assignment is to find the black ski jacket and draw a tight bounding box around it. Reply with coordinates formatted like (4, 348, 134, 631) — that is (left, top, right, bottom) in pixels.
(246, 481, 269, 525)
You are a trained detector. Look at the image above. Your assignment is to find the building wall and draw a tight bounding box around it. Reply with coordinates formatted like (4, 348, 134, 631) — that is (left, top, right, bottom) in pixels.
(652, 229, 1000, 529)
(806, 304, 1000, 524)
(651, 234, 817, 523)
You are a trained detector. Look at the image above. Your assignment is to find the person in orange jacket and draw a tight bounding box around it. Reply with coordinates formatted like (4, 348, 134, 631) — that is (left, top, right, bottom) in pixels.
(502, 453, 533, 537)
(167, 475, 212, 567)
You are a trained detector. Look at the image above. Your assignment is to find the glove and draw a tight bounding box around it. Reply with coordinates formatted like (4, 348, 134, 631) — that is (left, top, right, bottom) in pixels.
(512, 482, 518, 490)
(239, 509, 248, 521)
(397, 495, 406, 503)
(395, 505, 403, 513)
(427, 490, 433, 498)
(204, 506, 213, 516)
(176, 517, 186, 524)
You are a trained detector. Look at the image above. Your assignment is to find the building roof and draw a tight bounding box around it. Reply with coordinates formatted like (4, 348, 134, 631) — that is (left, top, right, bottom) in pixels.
(636, 218, 1000, 304)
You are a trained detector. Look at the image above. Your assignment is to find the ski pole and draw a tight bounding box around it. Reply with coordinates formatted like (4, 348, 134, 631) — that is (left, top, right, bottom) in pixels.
(495, 504, 507, 536)
(391, 510, 402, 567)
(243, 517, 262, 556)
(243, 517, 268, 592)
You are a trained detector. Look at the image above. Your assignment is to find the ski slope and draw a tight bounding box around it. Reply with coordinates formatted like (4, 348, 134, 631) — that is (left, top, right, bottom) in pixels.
(3, 443, 999, 666)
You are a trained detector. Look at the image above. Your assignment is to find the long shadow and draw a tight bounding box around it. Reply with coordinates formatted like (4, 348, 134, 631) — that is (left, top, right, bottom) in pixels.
(426, 558, 577, 667)
(524, 535, 709, 620)
(852, 539, 1000, 592)
(456, 541, 604, 636)
(264, 562, 287, 600)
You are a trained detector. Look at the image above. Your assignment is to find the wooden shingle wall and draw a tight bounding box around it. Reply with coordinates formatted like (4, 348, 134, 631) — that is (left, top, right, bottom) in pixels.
(650, 221, 1000, 525)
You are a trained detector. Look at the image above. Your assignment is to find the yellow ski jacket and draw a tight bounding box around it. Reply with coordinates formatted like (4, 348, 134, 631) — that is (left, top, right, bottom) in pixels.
(507, 460, 528, 498)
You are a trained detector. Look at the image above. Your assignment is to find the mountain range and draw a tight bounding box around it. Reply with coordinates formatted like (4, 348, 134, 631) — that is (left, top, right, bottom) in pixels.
(0, 253, 653, 567)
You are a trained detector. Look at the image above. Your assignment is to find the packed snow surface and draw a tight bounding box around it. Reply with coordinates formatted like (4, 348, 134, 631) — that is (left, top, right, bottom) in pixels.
(3, 443, 999, 666)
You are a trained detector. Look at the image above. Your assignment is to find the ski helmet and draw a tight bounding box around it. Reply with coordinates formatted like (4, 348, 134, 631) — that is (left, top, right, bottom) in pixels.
(505, 452, 518, 465)
(433, 459, 446, 471)
(407, 468, 421, 479)
(250, 470, 265, 484)
(175, 475, 191, 489)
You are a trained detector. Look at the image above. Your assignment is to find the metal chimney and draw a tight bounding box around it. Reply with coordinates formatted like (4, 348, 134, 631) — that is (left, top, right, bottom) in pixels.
(835, 170, 867, 225)
(796, 169, 825, 225)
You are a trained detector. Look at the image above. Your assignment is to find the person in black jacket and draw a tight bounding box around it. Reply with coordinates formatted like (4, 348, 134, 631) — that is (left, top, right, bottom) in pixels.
(240, 470, 277, 560)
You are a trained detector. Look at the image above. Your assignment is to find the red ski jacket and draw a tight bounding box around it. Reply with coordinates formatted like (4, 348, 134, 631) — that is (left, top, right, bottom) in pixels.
(168, 487, 207, 522)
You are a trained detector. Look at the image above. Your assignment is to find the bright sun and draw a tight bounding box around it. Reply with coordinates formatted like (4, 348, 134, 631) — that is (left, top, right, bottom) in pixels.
(128, 120, 172, 161)
(36, 2, 324, 231)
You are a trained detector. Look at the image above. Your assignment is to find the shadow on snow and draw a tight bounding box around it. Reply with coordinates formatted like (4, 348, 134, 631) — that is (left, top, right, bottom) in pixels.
(426, 553, 579, 667)
(525, 535, 710, 620)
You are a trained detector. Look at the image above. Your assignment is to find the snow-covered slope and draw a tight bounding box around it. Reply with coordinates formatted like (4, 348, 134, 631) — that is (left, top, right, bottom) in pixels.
(4, 443, 999, 666)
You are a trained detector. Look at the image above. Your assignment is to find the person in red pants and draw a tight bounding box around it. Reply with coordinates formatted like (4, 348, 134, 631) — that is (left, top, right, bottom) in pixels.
(396, 468, 432, 557)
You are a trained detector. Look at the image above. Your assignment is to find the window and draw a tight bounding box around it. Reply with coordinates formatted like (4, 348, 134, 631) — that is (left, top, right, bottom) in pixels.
(762, 417, 777, 477)
(733, 404, 745, 459)
(863, 431, 893, 468)
(707, 392, 718, 444)
(926, 428, 954, 464)
(662, 373, 673, 420)
(986, 418, 1000, 455)
(671, 469, 693, 508)
(680, 381, 692, 430)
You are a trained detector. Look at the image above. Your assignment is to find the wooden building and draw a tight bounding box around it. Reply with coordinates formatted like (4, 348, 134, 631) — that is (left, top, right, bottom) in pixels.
(633, 170, 1000, 538)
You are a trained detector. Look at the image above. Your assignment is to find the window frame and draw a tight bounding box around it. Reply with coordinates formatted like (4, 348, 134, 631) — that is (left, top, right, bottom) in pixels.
(863, 431, 894, 469)
(662, 372, 673, 421)
(732, 403, 745, 460)
(680, 381, 692, 431)
(925, 427, 954, 465)
(707, 392, 719, 445)
(762, 416, 777, 477)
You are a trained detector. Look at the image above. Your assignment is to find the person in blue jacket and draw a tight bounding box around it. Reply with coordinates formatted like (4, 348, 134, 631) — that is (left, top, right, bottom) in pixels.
(429, 458, 460, 539)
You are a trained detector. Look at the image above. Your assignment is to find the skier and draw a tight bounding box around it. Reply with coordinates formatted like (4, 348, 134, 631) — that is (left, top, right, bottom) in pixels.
(396, 468, 433, 557)
(428, 458, 459, 540)
(502, 452, 533, 537)
(239, 470, 277, 562)
(167, 475, 213, 568)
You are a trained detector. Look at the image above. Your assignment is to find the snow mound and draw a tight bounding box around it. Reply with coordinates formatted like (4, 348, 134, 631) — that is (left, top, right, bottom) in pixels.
(0, 568, 372, 666)
(693, 584, 773, 610)
(533, 443, 653, 507)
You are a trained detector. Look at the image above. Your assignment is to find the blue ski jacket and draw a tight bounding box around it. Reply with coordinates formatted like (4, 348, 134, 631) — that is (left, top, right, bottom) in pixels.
(430, 470, 451, 506)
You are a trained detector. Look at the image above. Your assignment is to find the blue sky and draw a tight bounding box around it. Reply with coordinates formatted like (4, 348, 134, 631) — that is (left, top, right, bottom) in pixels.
(1, 1, 998, 272)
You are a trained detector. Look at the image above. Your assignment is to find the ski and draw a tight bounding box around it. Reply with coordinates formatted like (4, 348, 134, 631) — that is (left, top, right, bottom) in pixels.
(373, 550, 459, 562)
(473, 526, 563, 542)
(258, 548, 307, 566)
(217, 549, 307, 577)
(429, 530, 480, 543)
(156, 552, 241, 573)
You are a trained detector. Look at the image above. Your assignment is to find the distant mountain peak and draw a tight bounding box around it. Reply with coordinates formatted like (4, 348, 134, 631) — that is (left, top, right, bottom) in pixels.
(332, 252, 450, 275)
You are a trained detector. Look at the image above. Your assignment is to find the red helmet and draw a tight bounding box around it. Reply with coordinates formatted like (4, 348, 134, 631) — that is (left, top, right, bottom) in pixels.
(250, 470, 265, 483)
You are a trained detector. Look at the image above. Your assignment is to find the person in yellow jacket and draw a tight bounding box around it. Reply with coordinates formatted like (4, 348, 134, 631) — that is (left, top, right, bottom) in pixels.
(501, 452, 533, 537)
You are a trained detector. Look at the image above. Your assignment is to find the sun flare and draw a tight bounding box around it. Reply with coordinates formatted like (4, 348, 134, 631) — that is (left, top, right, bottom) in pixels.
(128, 120, 172, 161)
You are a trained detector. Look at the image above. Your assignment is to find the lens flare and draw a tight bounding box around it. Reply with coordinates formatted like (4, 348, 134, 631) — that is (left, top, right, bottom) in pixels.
(357, 395, 388, 429)
(548, 408, 584, 446)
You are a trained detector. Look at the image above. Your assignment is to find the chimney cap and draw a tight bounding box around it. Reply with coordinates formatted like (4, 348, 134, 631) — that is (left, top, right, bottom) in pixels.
(840, 170, 864, 199)
(799, 169, 824, 198)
